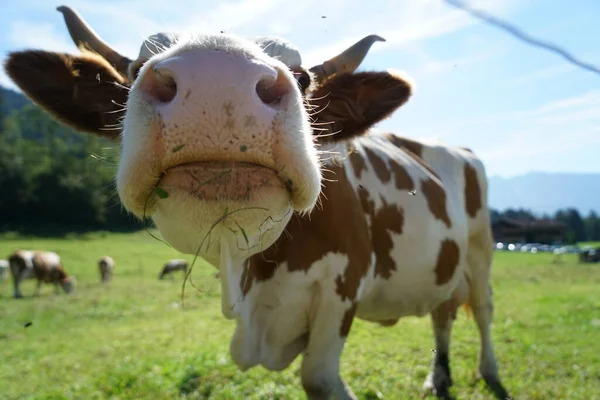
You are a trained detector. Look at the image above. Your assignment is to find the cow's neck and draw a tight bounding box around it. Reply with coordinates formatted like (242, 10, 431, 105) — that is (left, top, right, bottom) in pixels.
(242, 138, 371, 300)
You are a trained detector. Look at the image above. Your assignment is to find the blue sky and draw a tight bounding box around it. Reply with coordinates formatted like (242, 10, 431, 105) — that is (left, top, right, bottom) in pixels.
(1, 0, 599, 178)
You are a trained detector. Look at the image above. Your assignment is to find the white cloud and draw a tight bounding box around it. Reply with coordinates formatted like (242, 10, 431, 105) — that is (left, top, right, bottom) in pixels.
(527, 90, 600, 116)
(302, 0, 518, 66)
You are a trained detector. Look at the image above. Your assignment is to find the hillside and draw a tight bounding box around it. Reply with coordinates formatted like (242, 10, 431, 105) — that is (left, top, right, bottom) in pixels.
(1, 86, 31, 117)
(489, 172, 600, 215)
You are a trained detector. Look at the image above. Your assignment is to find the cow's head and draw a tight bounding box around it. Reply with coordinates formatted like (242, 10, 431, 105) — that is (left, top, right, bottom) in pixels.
(4, 6, 413, 265)
(61, 275, 77, 294)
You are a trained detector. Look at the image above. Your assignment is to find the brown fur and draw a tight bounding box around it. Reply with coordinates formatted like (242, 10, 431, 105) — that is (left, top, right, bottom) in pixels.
(8, 250, 74, 298)
(307, 71, 412, 142)
(384, 133, 424, 157)
(420, 178, 452, 229)
(32, 252, 68, 283)
(244, 164, 372, 301)
(434, 240, 460, 286)
(3, 51, 128, 138)
(464, 163, 483, 218)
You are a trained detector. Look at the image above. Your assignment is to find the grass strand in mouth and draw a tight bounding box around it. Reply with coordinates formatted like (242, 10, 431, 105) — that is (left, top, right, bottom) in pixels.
(140, 170, 232, 246)
(142, 187, 173, 248)
(172, 144, 185, 153)
(154, 187, 169, 199)
(180, 205, 269, 308)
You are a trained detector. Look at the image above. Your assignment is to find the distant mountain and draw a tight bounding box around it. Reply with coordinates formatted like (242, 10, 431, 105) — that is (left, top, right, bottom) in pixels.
(488, 172, 600, 215)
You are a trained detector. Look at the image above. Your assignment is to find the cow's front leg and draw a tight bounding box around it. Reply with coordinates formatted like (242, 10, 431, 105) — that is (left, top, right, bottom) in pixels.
(300, 299, 358, 400)
(35, 280, 42, 296)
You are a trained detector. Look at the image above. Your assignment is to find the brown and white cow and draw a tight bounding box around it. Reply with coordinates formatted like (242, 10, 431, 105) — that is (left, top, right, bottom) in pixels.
(159, 258, 189, 280)
(98, 255, 115, 283)
(3, 6, 508, 399)
(8, 250, 76, 298)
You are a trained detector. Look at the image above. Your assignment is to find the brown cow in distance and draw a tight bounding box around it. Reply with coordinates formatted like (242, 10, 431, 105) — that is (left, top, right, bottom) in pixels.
(3, 5, 509, 399)
(8, 250, 76, 298)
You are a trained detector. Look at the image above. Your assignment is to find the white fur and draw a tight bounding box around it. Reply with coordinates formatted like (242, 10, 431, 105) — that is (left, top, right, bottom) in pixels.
(117, 34, 321, 262)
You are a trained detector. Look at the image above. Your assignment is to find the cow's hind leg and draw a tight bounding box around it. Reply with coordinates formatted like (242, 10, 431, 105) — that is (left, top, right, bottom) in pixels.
(301, 298, 358, 400)
(12, 274, 23, 299)
(423, 276, 468, 399)
(467, 233, 509, 400)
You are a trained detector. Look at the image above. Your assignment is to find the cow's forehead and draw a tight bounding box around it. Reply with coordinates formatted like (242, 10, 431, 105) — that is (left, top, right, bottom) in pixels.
(138, 32, 181, 60)
(137, 32, 302, 69)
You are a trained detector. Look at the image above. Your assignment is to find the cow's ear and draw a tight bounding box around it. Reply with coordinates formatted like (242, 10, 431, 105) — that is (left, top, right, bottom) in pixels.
(4, 50, 130, 141)
(308, 70, 413, 142)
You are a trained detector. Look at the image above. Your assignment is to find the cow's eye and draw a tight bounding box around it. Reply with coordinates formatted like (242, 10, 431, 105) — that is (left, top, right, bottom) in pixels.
(293, 70, 311, 93)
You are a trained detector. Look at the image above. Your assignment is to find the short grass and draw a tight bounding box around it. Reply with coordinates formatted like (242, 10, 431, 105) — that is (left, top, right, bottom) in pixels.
(579, 241, 600, 248)
(1, 231, 599, 400)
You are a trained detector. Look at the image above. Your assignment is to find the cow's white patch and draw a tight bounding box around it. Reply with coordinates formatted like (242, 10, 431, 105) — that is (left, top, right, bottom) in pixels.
(229, 251, 349, 371)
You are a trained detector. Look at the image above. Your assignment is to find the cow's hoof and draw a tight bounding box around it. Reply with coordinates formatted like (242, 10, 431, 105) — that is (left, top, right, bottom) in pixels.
(481, 375, 510, 400)
(422, 373, 454, 400)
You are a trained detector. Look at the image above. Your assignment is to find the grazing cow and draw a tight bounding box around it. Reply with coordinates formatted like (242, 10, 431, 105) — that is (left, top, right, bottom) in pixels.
(579, 247, 600, 263)
(8, 250, 76, 298)
(0, 259, 8, 282)
(3, 6, 509, 399)
(159, 259, 189, 280)
(98, 255, 115, 283)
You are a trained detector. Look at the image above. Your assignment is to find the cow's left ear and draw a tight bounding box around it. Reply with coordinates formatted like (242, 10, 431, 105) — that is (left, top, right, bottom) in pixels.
(307, 71, 413, 141)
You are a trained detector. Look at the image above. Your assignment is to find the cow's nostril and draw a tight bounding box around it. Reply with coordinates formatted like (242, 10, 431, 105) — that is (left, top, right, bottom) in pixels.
(152, 65, 177, 103)
(138, 62, 178, 104)
(256, 70, 291, 106)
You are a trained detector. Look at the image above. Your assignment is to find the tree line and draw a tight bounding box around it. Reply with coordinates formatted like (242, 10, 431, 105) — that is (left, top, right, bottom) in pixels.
(490, 208, 600, 243)
(0, 87, 143, 235)
(1, 86, 599, 241)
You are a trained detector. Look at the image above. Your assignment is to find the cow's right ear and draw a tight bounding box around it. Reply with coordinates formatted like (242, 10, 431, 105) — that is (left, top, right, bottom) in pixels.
(4, 50, 130, 141)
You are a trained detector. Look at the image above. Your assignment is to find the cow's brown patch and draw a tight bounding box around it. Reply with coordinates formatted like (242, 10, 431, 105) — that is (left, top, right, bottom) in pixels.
(420, 178, 452, 229)
(434, 239, 460, 285)
(461, 147, 474, 154)
(4, 50, 128, 139)
(388, 158, 415, 191)
(383, 133, 424, 157)
(340, 301, 358, 337)
(32, 252, 68, 283)
(464, 163, 482, 218)
(364, 147, 391, 183)
(349, 149, 368, 178)
(307, 72, 412, 142)
(407, 152, 440, 180)
(383, 134, 441, 180)
(244, 164, 371, 302)
(358, 186, 404, 279)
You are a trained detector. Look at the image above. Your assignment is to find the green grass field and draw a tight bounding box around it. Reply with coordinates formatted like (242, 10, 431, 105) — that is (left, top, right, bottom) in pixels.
(1, 231, 599, 400)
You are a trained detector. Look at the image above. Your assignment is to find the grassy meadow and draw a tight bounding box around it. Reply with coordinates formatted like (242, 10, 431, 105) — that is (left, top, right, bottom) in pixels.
(0, 231, 599, 400)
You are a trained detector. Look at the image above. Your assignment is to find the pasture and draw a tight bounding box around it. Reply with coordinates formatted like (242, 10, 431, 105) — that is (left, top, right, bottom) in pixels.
(0, 231, 598, 400)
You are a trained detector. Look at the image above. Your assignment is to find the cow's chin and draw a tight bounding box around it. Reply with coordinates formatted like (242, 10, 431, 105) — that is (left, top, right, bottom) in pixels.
(150, 162, 293, 264)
